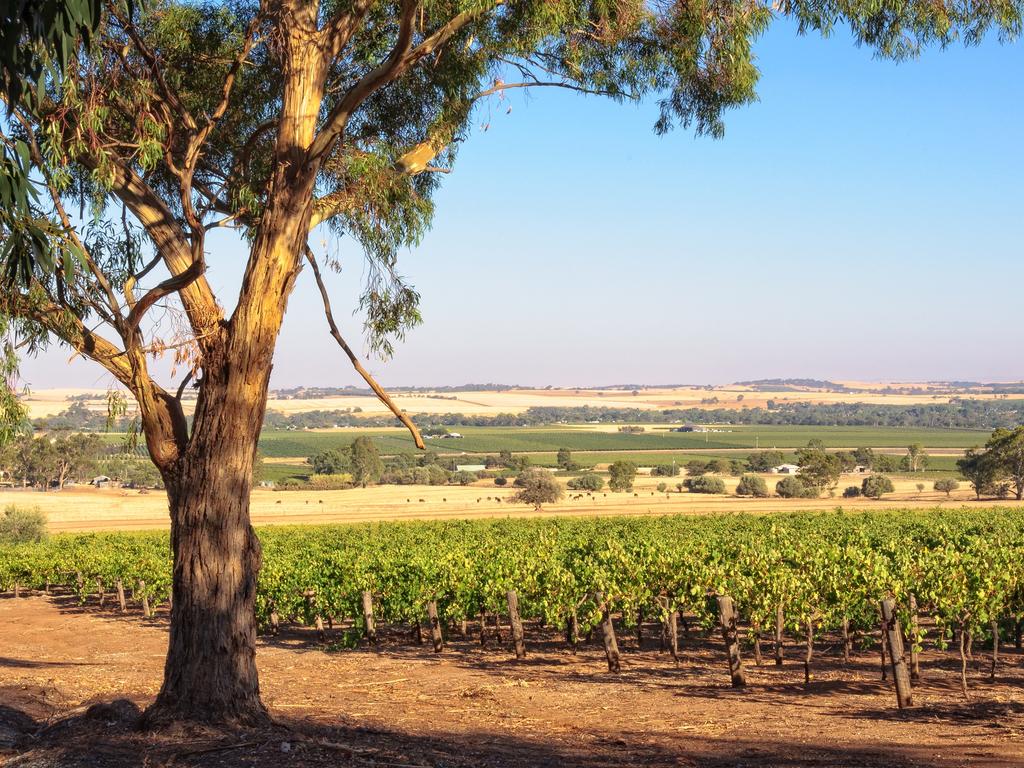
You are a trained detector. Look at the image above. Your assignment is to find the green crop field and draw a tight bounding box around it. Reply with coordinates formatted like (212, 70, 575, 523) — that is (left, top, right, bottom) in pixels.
(255, 424, 990, 459)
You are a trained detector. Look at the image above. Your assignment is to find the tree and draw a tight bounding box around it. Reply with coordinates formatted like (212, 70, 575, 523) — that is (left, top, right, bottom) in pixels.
(852, 447, 875, 469)
(776, 476, 815, 499)
(2, 0, 1015, 728)
(957, 448, 1000, 500)
(861, 474, 895, 499)
(567, 473, 603, 491)
(872, 454, 900, 473)
(746, 450, 784, 472)
(934, 478, 959, 498)
(511, 471, 562, 509)
(350, 437, 383, 487)
(451, 470, 477, 485)
(309, 449, 349, 476)
(795, 442, 841, 497)
(684, 475, 726, 494)
(984, 427, 1024, 500)
(650, 463, 679, 477)
(842, 485, 861, 498)
(685, 460, 709, 476)
(735, 474, 768, 497)
(608, 461, 637, 493)
(903, 443, 930, 472)
(556, 447, 573, 469)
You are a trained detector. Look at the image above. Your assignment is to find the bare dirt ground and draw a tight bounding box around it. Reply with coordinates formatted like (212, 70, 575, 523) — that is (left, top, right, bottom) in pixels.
(3, 476, 1015, 533)
(2, 595, 1023, 767)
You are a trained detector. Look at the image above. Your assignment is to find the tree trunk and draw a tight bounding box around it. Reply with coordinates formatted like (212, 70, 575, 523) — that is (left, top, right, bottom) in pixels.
(774, 603, 784, 666)
(566, 611, 579, 654)
(716, 595, 746, 688)
(115, 579, 126, 613)
(141, 391, 268, 728)
(595, 592, 620, 673)
(803, 619, 813, 686)
(959, 624, 969, 698)
(990, 619, 999, 680)
(841, 617, 851, 664)
(426, 601, 443, 652)
(880, 598, 913, 709)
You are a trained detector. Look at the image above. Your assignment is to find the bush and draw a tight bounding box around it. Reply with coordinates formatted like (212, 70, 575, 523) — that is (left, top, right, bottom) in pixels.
(567, 473, 603, 491)
(650, 464, 679, 477)
(656, 482, 667, 492)
(776, 476, 816, 498)
(0, 505, 47, 544)
(684, 475, 726, 494)
(706, 459, 728, 474)
(842, 486, 861, 498)
(451, 471, 478, 485)
(934, 478, 960, 497)
(494, 476, 508, 486)
(306, 473, 355, 490)
(685, 460, 708, 476)
(735, 474, 768, 497)
(861, 474, 895, 499)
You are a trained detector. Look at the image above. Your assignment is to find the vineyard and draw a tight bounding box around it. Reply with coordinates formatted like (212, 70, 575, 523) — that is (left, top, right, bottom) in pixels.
(2, 508, 1023, 704)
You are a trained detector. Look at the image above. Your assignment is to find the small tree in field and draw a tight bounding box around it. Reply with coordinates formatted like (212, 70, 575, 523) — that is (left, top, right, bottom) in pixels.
(608, 461, 637, 492)
(934, 478, 959, 498)
(2, 0, 1016, 729)
(512, 472, 563, 509)
(735, 474, 768, 497)
(861, 474, 895, 499)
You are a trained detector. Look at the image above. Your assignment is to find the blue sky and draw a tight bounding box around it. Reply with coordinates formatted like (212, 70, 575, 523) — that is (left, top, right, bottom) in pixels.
(21, 19, 1024, 390)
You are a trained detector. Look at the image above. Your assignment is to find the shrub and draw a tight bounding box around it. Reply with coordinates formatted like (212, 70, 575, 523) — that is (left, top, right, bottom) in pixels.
(776, 477, 816, 498)
(0, 505, 47, 544)
(706, 459, 728, 474)
(842, 486, 861, 498)
(451, 471, 478, 485)
(656, 482, 667, 492)
(307, 473, 355, 490)
(567, 473, 603, 491)
(651, 463, 680, 477)
(861, 474, 895, 499)
(735, 474, 768, 497)
(494, 476, 508, 486)
(934, 478, 960, 497)
(684, 475, 726, 494)
(685, 460, 708, 476)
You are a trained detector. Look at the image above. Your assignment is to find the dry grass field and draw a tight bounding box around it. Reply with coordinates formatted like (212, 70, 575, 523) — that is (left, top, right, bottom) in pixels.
(22, 380, 1017, 419)
(9, 473, 1017, 532)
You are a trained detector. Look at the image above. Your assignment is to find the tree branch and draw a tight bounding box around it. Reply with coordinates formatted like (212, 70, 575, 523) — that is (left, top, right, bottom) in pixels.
(303, 247, 424, 449)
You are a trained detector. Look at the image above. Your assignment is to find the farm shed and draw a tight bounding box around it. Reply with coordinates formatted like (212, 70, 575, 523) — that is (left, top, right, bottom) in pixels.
(674, 424, 708, 433)
(771, 464, 801, 475)
(455, 465, 486, 473)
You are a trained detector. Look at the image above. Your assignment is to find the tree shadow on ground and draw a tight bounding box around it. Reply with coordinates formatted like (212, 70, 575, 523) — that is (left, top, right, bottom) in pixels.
(0, 694, 949, 768)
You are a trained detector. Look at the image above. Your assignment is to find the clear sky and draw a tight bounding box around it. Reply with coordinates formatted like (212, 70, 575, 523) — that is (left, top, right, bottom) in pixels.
(20, 19, 1024, 391)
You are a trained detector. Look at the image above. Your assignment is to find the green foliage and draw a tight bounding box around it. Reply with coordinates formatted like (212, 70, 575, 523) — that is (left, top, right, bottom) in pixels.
(511, 471, 562, 509)
(934, 478, 959, 497)
(451, 470, 478, 485)
(308, 448, 350, 476)
(735, 474, 768, 497)
(842, 485, 861, 498)
(745, 450, 784, 472)
(684, 475, 726, 494)
(861, 474, 895, 499)
(957, 448, 1000, 500)
(795, 441, 841, 496)
(775, 476, 815, 499)
(608, 461, 637, 492)
(567, 473, 603, 491)
(983, 427, 1024, 500)
(0, 504, 46, 544)
(349, 436, 383, 487)
(650, 463, 679, 477)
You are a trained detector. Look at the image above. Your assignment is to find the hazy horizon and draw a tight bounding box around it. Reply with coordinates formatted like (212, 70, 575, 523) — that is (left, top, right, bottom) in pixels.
(19, 18, 1024, 392)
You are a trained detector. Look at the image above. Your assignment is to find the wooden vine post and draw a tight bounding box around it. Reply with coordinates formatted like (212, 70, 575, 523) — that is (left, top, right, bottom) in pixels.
(880, 598, 913, 709)
(595, 591, 620, 673)
(507, 590, 526, 660)
(361, 590, 376, 643)
(716, 595, 746, 688)
(426, 600, 444, 653)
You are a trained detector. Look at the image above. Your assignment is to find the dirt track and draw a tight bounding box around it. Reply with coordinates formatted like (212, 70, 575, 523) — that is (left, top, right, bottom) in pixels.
(1, 595, 1023, 767)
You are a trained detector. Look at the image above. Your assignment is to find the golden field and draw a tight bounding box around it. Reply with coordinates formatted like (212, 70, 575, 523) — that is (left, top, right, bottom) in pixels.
(22, 380, 1016, 420)
(8, 473, 1015, 533)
